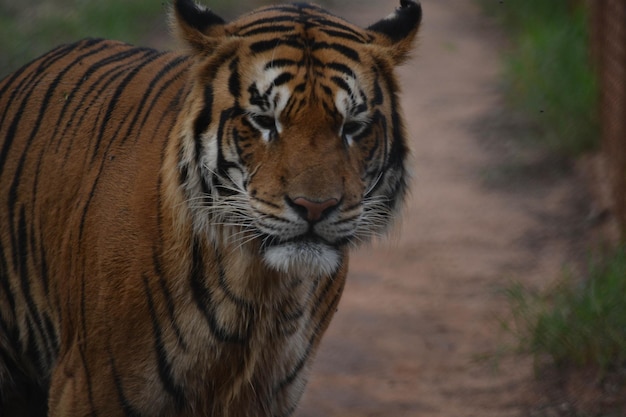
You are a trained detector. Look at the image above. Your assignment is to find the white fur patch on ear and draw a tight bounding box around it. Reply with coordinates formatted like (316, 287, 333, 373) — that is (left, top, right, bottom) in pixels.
(263, 242, 341, 277)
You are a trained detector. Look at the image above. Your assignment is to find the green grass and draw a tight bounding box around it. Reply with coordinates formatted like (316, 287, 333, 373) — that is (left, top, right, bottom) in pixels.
(505, 245, 626, 372)
(481, 0, 599, 155)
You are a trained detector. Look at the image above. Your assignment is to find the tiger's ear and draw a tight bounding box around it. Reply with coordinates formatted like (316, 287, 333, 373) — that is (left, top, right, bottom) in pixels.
(367, 0, 422, 65)
(172, 0, 227, 54)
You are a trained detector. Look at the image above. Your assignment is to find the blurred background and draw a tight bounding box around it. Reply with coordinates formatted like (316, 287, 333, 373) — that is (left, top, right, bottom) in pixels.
(0, 0, 346, 78)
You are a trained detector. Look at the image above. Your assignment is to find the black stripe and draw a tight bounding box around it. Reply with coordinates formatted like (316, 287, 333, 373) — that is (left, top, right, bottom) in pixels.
(118, 54, 188, 145)
(109, 353, 144, 417)
(24, 318, 46, 374)
(276, 276, 343, 393)
(200, 47, 237, 81)
(272, 72, 294, 87)
(0, 40, 83, 121)
(319, 28, 367, 44)
(354, 100, 368, 116)
(0, 41, 110, 181)
(249, 37, 303, 54)
(152, 248, 188, 351)
(194, 85, 214, 139)
(363, 112, 385, 177)
(376, 60, 406, 174)
(311, 42, 359, 62)
(192, 85, 215, 202)
(0, 236, 16, 305)
(0, 39, 100, 129)
(49, 46, 154, 152)
(78, 284, 99, 417)
(29, 175, 51, 297)
(250, 195, 281, 210)
(0, 68, 36, 133)
(321, 100, 336, 117)
(354, 117, 377, 147)
(189, 239, 249, 344)
(264, 59, 298, 70)
(58, 49, 152, 156)
(27, 42, 114, 149)
(0, 68, 34, 182)
(274, 299, 305, 337)
(237, 15, 300, 32)
(91, 50, 162, 163)
(248, 83, 270, 111)
(256, 3, 321, 14)
(228, 58, 241, 98)
(330, 76, 352, 95)
(324, 62, 356, 79)
(169, 85, 187, 114)
(142, 275, 186, 411)
(135, 57, 190, 139)
(16, 207, 55, 370)
(388, 98, 406, 169)
(258, 213, 291, 225)
(273, 309, 326, 393)
(77, 106, 135, 242)
(178, 145, 190, 187)
(42, 313, 59, 358)
(312, 17, 371, 41)
(26, 213, 57, 362)
(216, 253, 255, 311)
(371, 66, 384, 107)
(281, 95, 300, 121)
(239, 24, 295, 37)
(26, 152, 51, 313)
(215, 108, 243, 193)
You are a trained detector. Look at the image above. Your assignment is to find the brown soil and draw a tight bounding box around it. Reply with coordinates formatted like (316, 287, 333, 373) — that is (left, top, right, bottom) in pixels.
(295, 1, 620, 416)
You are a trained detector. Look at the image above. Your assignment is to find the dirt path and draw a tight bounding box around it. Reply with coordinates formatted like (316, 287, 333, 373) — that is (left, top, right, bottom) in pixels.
(297, 1, 593, 416)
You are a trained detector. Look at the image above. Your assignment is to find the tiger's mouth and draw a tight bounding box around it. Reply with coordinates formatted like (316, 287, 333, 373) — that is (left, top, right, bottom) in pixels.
(246, 198, 360, 276)
(258, 230, 346, 276)
(260, 230, 351, 249)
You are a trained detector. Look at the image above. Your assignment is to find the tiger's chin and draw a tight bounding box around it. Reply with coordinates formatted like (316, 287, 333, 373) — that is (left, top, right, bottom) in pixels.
(262, 240, 342, 277)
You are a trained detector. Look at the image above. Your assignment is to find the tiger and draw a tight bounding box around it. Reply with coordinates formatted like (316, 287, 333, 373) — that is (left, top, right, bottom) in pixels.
(0, 0, 420, 415)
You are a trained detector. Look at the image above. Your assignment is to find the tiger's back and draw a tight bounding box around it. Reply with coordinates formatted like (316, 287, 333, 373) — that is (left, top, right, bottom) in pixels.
(0, 39, 192, 414)
(0, 1, 421, 416)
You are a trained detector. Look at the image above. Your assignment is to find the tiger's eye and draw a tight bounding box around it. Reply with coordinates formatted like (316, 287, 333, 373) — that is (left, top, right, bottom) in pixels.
(251, 114, 276, 132)
(342, 121, 363, 136)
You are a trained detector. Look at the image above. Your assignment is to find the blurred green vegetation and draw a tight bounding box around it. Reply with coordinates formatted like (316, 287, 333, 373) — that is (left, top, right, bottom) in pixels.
(505, 244, 626, 375)
(486, 0, 625, 382)
(0, 0, 346, 80)
(0, 0, 345, 80)
(481, 0, 599, 155)
(0, 0, 168, 78)
(504, 245, 626, 416)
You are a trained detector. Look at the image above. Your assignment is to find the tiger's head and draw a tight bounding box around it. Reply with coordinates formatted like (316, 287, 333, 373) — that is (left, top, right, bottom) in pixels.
(173, 0, 421, 277)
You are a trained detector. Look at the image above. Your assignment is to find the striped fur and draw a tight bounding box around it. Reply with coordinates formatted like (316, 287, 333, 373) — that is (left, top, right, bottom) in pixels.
(0, 1, 420, 416)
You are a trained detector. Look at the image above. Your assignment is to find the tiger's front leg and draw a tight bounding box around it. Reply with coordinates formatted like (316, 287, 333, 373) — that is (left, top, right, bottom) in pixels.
(48, 344, 105, 417)
(48, 342, 161, 417)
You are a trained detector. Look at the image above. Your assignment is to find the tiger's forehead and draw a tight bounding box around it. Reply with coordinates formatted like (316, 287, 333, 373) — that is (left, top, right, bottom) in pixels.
(228, 6, 377, 121)
(237, 41, 370, 123)
(229, 3, 373, 44)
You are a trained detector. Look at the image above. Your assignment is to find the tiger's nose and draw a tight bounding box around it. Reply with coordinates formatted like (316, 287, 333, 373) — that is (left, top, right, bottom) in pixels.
(290, 197, 340, 222)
